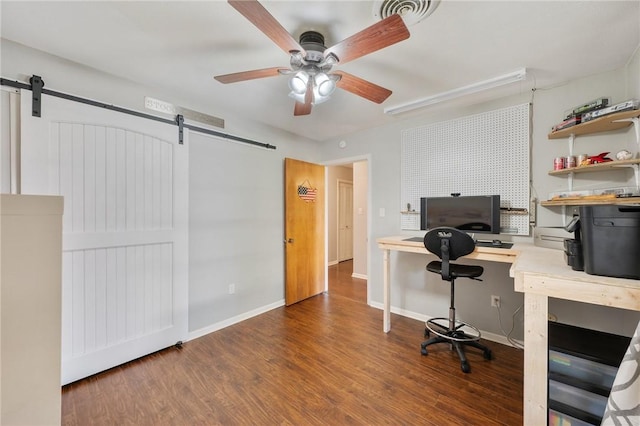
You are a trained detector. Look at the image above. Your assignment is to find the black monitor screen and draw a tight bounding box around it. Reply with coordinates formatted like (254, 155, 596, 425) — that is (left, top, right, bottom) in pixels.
(420, 195, 500, 234)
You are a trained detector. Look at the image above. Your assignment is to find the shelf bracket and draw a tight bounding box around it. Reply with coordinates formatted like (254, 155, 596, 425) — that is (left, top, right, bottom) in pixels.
(611, 162, 640, 193)
(613, 117, 640, 150)
(567, 171, 574, 191)
(567, 133, 575, 156)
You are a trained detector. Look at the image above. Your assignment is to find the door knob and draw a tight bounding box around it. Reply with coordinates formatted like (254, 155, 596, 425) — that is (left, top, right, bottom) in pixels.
(285, 238, 294, 243)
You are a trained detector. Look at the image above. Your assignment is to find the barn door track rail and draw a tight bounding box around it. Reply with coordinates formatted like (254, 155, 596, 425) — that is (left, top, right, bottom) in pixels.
(1, 75, 276, 150)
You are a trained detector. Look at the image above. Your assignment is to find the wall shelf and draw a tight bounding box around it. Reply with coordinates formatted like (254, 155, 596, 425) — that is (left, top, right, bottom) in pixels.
(540, 196, 640, 207)
(548, 109, 640, 139)
(548, 158, 640, 176)
(543, 107, 640, 206)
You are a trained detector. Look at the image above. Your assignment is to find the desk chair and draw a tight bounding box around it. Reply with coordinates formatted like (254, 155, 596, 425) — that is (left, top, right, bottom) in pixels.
(421, 227, 492, 373)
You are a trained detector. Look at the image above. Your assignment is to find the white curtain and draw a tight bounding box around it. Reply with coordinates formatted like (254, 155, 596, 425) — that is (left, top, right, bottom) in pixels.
(601, 319, 640, 425)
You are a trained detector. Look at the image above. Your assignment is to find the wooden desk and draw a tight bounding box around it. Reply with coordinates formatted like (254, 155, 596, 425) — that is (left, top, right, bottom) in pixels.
(511, 245, 640, 425)
(377, 235, 640, 425)
(377, 235, 518, 333)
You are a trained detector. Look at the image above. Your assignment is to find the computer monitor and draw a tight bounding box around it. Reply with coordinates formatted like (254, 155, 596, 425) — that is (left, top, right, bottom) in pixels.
(420, 195, 500, 234)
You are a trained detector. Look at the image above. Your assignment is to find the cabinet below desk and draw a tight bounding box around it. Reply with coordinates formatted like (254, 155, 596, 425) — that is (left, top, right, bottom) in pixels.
(510, 245, 640, 425)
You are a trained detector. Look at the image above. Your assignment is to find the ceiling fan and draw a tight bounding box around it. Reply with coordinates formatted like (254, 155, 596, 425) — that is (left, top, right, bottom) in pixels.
(214, 0, 410, 116)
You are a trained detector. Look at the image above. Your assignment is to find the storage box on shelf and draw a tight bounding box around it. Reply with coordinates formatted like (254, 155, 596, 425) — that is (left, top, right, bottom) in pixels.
(543, 109, 640, 207)
(548, 322, 630, 425)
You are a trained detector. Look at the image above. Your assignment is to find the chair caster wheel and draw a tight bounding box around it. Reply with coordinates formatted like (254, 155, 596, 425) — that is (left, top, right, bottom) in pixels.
(421, 347, 428, 356)
(484, 349, 493, 360)
(461, 361, 470, 373)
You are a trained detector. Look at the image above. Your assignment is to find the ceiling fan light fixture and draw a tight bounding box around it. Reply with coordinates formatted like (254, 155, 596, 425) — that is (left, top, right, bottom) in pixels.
(314, 72, 336, 97)
(311, 90, 330, 106)
(289, 71, 309, 94)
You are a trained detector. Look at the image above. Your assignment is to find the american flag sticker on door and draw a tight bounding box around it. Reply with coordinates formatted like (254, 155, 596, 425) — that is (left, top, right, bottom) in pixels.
(297, 180, 317, 202)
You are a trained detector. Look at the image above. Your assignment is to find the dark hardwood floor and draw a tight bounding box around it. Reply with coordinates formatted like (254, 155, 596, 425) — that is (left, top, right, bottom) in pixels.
(62, 260, 524, 425)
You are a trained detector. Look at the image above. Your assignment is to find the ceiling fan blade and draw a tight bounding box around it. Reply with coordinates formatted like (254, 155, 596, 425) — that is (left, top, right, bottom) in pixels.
(324, 14, 409, 65)
(334, 71, 392, 104)
(214, 67, 286, 84)
(228, 0, 305, 56)
(294, 86, 313, 116)
(294, 101, 312, 116)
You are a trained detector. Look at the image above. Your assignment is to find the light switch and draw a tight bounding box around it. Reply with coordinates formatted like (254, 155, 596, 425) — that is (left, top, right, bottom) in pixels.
(379, 208, 385, 217)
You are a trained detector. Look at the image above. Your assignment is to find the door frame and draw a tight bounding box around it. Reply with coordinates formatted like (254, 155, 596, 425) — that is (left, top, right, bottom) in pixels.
(322, 154, 372, 304)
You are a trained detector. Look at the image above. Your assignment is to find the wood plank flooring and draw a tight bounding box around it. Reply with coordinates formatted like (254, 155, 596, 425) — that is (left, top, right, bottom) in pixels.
(62, 260, 524, 425)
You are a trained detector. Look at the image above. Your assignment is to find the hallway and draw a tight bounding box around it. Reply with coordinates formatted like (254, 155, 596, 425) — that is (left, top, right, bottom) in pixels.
(328, 259, 366, 303)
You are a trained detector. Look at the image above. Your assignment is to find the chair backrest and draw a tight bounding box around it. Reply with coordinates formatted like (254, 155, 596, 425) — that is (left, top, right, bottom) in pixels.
(423, 227, 476, 261)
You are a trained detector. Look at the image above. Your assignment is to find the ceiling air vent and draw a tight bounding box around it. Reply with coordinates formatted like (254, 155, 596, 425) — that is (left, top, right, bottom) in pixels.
(373, 0, 441, 27)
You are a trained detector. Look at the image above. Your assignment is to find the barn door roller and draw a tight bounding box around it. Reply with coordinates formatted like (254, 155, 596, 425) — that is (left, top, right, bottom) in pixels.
(29, 75, 44, 117)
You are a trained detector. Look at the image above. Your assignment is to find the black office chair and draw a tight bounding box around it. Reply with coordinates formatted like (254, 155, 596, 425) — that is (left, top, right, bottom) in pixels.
(421, 227, 492, 373)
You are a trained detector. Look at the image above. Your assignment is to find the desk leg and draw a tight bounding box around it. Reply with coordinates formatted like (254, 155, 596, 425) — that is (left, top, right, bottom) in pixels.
(523, 292, 548, 425)
(383, 248, 391, 333)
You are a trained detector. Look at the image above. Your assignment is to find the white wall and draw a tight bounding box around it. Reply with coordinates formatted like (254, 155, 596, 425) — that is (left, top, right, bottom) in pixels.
(0, 39, 321, 336)
(317, 56, 640, 339)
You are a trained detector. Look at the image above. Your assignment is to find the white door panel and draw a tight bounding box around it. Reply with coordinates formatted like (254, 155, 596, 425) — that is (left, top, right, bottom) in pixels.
(20, 90, 188, 384)
(338, 181, 353, 262)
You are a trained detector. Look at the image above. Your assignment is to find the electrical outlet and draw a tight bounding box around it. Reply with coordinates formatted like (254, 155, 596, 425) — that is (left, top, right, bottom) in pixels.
(491, 295, 501, 308)
(228, 283, 235, 295)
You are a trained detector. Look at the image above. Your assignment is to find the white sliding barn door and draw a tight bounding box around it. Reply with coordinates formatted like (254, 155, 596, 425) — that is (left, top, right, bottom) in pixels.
(20, 90, 188, 385)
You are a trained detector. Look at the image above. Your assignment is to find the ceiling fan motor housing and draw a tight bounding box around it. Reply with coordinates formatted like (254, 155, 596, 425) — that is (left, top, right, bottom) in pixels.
(299, 31, 327, 63)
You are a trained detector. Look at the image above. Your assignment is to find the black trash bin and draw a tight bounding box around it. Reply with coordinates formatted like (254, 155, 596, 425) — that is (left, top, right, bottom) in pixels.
(579, 205, 640, 280)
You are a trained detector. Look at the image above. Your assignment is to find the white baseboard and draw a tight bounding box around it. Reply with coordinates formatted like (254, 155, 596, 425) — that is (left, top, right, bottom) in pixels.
(187, 299, 285, 342)
(328, 260, 339, 266)
(368, 301, 523, 348)
(187, 298, 523, 349)
(351, 272, 367, 280)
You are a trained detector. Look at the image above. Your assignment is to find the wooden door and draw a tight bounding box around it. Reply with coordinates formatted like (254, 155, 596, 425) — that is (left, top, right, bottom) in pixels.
(284, 158, 325, 305)
(338, 180, 353, 261)
(20, 89, 188, 385)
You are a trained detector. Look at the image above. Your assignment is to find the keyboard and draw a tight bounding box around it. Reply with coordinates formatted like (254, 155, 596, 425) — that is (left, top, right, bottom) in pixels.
(403, 237, 424, 242)
(403, 236, 513, 249)
(475, 240, 513, 249)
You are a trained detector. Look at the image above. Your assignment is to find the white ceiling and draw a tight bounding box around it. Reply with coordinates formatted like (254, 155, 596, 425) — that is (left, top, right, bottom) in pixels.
(1, 1, 639, 142)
